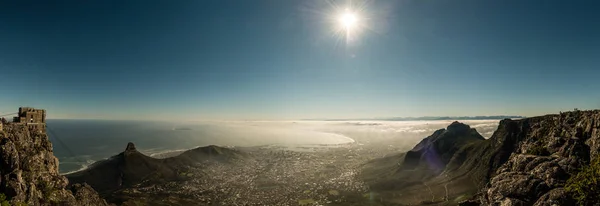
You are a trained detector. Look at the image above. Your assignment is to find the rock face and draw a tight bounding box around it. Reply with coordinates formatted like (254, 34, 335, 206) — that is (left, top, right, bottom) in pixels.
(466, 110, 600, 205)
(0, 123, 109, 206)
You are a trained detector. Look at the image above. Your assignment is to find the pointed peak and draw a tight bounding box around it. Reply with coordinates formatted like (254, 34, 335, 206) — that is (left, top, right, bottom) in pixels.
(125, 142, 136, 152)
(447, 121, 470, 133)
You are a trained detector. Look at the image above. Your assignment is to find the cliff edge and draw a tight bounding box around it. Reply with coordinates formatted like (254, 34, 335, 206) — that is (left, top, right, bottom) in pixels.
(459, 110, 600, 205)
(0, 123, 109, 206)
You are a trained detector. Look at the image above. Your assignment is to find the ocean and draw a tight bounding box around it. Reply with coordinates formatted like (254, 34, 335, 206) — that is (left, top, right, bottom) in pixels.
(46, 119, 500, 174)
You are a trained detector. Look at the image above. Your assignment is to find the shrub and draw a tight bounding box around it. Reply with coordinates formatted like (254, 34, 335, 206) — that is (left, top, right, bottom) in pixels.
(0, 193, 10, 206)
(0, 194, 29, 206)
(566, 157, 600, 205)
(527, 145, 550, 156)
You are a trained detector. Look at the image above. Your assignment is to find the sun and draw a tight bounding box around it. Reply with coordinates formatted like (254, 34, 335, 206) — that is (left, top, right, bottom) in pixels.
(315, 0, 381, 47)
(333, 8, 364, 44)
(339, 11, 358, 30)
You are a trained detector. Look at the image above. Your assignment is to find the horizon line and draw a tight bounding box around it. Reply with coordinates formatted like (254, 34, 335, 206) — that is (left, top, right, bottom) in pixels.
(43, 115, 525, 122)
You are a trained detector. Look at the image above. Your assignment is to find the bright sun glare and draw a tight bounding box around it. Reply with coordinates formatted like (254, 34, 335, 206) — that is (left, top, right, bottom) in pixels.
(322, 1, 380, 47)
(340, 11, 357, 30)
(332, 7, 364, 45)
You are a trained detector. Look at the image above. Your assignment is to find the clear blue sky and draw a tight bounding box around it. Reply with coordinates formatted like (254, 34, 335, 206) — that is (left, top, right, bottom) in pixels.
(0, 0, 598, 120)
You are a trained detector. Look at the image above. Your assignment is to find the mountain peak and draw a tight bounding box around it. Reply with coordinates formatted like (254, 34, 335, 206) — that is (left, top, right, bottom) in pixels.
(398, 121, 485, 175)
(68, 143, 246, 198)
(446, 121, 471, 134)
(125, 142, 137, 152)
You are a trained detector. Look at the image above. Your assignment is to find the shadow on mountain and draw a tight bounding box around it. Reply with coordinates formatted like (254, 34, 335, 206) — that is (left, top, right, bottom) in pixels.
(361, 121, 486, 205)
(66, 142, 246, 196)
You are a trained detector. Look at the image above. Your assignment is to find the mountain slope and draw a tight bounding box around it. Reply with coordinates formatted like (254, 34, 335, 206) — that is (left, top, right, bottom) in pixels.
(66, 143, 246, 196)
(177, 144, 247, 163)
(67, 143, 182, 194)
(362, 122, 485, 191)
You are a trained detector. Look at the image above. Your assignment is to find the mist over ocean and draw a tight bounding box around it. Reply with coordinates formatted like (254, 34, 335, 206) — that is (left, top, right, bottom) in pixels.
(47, 119, 501, 174)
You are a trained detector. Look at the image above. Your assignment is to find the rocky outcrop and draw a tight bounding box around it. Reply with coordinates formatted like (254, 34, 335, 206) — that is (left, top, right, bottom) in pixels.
(464, 110, 600, 205)
(0, 123, 109, 206)
(71, 183, 112, 205)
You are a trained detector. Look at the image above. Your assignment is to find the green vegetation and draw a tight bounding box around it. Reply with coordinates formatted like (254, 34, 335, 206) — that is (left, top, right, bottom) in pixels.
(0, 194, 10, 206)
(566, 157, 600, 206)
(38, 181, 56, 203)
(298, 199, 315, 205)
(328, 190, 340, 196)
(527, 144, 550, 156)
(0, 193, 28, 206)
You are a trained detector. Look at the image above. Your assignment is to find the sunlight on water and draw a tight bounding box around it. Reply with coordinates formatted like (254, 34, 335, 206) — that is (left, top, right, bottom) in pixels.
(48, 119, 499, 174)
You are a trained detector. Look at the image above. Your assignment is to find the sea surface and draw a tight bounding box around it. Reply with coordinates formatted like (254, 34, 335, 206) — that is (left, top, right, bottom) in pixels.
(47, 119, 501, 174)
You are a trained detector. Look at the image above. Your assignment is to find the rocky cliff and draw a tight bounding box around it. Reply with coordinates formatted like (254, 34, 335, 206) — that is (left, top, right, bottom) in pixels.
(460, 110, 600, 205)
(0, 123, 109, 206)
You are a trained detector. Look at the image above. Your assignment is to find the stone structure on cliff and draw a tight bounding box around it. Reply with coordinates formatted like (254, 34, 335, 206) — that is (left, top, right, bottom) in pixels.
(11, 107, 46, 132)
(0, 118, 6, 131)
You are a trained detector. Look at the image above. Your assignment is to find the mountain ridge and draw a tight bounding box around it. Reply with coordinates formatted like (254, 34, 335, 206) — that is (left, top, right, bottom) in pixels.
(360, 109, 600, 205)
(66, 142, 246, 203)
(361, 121, 486, 193)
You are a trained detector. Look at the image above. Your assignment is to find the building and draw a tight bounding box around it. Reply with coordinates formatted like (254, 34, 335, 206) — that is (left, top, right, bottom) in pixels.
(13, 107, 46, 132)
(0, 117, 5, 131)
(0, 118, 6, 131)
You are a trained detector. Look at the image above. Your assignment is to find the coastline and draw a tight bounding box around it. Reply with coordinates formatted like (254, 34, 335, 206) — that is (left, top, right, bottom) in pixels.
(59, 132, 358, 175)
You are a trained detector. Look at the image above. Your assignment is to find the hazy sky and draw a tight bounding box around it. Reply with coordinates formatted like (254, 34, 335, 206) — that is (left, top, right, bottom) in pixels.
(0, 0, 599, 120)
